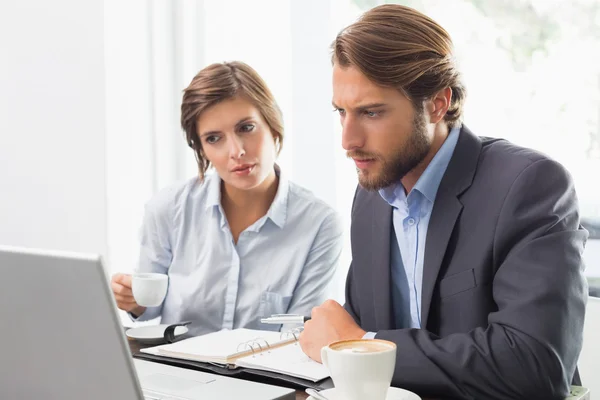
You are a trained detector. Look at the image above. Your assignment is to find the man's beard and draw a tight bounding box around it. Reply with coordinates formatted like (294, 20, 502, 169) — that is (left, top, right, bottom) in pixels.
(348, 110, 431, 191)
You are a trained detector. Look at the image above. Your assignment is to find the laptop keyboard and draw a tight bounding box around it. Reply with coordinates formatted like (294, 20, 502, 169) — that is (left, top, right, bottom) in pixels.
(143, 393, 163, 400)
(143, 391, 189, 400)
(142, 391, 166, 400)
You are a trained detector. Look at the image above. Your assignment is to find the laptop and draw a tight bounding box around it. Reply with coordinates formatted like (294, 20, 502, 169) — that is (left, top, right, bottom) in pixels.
(0, 245, 295, 400)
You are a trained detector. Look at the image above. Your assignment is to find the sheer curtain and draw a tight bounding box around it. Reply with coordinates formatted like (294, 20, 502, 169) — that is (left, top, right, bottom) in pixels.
(104, 0, 361, 304)
(104, 0, 198, 292)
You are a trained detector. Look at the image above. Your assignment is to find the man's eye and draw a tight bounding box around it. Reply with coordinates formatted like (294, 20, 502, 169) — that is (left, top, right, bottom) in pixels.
(333, 108, 346, 116)
(365, 110, 380, 117)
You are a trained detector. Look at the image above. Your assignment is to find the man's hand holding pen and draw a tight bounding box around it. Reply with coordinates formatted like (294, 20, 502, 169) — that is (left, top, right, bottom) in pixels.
(298, 300, 366, 363)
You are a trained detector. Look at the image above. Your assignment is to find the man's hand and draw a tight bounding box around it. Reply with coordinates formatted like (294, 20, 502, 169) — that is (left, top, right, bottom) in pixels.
(299, 299, 366, 363)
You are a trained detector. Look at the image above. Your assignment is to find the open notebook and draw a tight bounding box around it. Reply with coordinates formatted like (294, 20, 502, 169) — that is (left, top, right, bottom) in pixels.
(140, 328, 329, 382)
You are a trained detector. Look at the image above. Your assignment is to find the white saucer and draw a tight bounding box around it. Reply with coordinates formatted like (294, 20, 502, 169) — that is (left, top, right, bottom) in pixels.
(126, 324, 188, 345)
(307, 387, 421, 400)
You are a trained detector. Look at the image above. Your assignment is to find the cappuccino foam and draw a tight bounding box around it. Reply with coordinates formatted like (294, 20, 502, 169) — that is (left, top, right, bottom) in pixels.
(330, 339, 394, 353)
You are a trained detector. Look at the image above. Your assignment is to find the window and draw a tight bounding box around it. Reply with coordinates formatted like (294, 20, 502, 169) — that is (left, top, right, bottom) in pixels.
(342, 0, 600, 280)
(105, 0, 599, 303)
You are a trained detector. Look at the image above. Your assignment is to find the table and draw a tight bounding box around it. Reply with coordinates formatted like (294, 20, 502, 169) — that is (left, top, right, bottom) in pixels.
(126, 335, 586, 400)
(127, 336, 438, 400)
(127, 336, 309, 399)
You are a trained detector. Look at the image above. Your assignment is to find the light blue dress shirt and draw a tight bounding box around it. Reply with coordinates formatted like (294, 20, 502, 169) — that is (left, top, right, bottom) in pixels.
(372, 127, 460, 333)
(132, 168, 343, 336)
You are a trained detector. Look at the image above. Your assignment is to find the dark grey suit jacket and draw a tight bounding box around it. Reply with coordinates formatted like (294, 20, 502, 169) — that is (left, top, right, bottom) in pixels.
(344, 126, 588, 400)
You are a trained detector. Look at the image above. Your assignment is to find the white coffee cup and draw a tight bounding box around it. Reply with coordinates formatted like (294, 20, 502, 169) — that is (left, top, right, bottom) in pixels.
(131, 273, 168, 307)
(321, 339, 396, 400)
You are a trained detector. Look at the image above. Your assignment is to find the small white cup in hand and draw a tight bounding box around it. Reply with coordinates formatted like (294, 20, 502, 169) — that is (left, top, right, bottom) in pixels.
(131, 273, 168, 307)
(321, 339, 396, 400)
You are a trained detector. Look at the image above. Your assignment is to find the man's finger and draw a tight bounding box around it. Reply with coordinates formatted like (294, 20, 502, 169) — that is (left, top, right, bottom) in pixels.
(303, 319, 313, 331)
(311, 305, 322, 318)
(298, 329, 310, 355)
(323, 299, 340, 308)
(312, 305, 327, 319)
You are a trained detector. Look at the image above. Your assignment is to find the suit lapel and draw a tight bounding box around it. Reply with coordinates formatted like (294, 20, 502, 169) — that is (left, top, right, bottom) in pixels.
(420, 127, 482, 327)
(371, 196, 395, 330)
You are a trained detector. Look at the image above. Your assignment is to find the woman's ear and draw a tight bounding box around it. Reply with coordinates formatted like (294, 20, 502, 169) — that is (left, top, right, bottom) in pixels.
(273, 134, 282, 154)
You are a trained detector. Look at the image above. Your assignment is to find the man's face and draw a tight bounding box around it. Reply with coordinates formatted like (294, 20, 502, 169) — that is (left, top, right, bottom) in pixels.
(333, 64, 433, 191)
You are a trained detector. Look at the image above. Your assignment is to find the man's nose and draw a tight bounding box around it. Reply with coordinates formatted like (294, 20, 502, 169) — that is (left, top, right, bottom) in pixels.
(341, 115, 365, 151)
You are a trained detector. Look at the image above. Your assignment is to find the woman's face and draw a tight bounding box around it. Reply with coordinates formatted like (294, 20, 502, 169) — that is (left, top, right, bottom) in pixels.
(196, 95, 277, 190)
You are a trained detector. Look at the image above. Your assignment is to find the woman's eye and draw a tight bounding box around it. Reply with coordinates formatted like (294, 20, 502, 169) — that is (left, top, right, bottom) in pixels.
(240, 124, 255, 133)
(205, 135, 220, 144)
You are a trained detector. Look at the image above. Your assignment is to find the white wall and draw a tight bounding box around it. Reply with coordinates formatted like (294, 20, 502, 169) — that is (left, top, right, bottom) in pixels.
(0, 0, 108, 258)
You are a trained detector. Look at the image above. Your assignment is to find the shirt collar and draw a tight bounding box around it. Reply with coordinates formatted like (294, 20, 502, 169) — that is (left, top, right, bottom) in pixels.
(205, 170, 221, 210)
(379, 125, 461, 206)
(203, 164, 289, 229)
(379, 181, 407, 207)
(263, 164, 288, 229)
(413, 125, 460, 203)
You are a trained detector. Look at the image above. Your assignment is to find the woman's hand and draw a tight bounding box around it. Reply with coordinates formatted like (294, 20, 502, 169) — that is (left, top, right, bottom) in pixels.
(111, 273, 146, 317)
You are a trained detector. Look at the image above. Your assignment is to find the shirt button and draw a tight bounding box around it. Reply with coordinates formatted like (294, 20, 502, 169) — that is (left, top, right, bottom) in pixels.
(407, 218, 416, 226)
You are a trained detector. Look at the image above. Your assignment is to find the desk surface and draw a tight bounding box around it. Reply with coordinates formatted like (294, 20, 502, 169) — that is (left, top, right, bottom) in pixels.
(127, 336, 309, 400)
(125, 335, 588, 400)
(127, 336, 437, 400)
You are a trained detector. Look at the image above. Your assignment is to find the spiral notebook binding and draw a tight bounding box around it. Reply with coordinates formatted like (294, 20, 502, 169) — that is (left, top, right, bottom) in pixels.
(279, 326, 304, 343)
(234, 328, 303, 359)
(236, 337, 272, 357)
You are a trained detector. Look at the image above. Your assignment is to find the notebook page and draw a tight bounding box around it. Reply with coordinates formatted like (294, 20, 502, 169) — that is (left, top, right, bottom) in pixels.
(140, 329, 287, 364)
(235, 341, 330, 382)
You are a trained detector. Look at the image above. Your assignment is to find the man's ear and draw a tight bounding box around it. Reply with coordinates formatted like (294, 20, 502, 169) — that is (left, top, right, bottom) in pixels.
(426, 87, 452, 124)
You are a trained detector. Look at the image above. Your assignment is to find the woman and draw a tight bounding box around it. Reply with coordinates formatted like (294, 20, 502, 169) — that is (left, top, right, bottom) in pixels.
(111, 61, 343, 335)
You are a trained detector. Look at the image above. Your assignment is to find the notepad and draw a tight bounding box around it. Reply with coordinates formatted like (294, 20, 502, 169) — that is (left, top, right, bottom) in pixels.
(140, 328, 330, 382)
(235, 340, 329, 382)
(143, 328, 287, 364)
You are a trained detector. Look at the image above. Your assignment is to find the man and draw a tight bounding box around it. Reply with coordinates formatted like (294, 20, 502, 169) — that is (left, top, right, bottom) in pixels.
(299, 4, 588, 400)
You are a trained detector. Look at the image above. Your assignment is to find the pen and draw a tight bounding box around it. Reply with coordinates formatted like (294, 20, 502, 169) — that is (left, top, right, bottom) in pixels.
(260, 314, 311, 324)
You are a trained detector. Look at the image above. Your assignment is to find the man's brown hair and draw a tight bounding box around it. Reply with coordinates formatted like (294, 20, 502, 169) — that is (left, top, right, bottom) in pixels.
(332, 4, 466, 126)
(181, 61, 284, 180)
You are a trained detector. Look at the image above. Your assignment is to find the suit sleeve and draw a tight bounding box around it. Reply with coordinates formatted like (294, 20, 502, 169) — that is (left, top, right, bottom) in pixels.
(344, 185, 362, 324)
(344, 260, 360, 324)
(375, 159, 588, 400)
